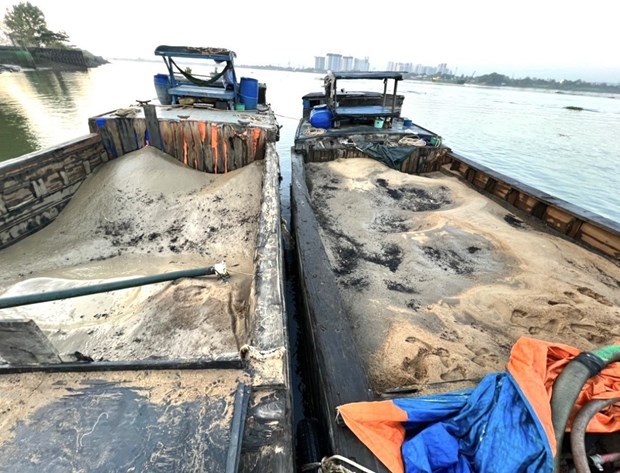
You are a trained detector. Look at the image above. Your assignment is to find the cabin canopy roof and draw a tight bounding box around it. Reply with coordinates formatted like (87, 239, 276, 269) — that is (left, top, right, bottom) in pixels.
(327, 71, 403, 81)
(154, 45, 236, 62)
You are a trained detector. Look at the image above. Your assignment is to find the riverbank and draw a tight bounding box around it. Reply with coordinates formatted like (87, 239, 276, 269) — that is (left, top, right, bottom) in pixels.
(0, 46, 107, 70)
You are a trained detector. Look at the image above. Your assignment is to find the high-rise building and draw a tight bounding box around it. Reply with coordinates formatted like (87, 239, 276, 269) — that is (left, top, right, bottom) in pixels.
(314, 56, 326, 71)
(397, 62, 412, 72)
(342, 56, 353, 71)
(354, 57, 370, 72)
(326, 53, 343, 72)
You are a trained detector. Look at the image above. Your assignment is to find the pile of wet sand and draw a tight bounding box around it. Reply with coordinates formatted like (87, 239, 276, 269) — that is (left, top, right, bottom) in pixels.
(306, 158, 620, 393)
(0, 147, 264, 361)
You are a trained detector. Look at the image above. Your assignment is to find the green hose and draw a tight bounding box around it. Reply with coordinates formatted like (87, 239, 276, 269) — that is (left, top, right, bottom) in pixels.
(593, 345, 620, 364)
(0, 263, 228, 310)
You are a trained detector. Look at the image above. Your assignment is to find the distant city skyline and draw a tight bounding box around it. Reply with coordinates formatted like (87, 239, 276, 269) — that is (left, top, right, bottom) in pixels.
(311, 52, 454, 77)
(313, 53, 370, 72)
(291, 52, 618, 83)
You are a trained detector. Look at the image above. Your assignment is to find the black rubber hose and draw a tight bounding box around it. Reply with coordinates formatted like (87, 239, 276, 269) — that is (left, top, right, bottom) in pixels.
(570, 397, 620, 473)
(551, 347, 620, 472)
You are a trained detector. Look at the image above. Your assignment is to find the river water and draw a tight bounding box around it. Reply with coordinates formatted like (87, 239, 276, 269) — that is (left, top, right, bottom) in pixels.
(1, 60, 619, 224)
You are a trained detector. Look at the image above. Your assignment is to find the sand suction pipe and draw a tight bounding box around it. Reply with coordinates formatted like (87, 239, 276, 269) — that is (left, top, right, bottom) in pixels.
(551, 345, 620, 472)
(0, 263, 228, 310)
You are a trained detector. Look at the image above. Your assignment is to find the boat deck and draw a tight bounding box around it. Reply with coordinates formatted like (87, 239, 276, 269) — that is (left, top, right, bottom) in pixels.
(292, 153, 620, 471)
(0, 369, 250, 472)
(95, 104, 277, 128)
(0, 113, 292, 471)
(295, 118, 434, 142)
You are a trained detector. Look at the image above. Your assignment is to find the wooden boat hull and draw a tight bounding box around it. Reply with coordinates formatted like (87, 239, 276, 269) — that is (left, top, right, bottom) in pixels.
(291, 118, 620, 471)
(0, 105, 292, 472)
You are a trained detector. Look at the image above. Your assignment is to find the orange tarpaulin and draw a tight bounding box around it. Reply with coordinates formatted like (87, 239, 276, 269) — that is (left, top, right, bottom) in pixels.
(338, 401, 408, 473)
(507, 337, 620, 456)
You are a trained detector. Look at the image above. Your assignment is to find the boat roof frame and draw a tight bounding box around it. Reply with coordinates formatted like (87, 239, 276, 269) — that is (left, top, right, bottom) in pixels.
(154, 45, 239, 106)
(329, 71, 403, 81)
(154, 45, 236, 62)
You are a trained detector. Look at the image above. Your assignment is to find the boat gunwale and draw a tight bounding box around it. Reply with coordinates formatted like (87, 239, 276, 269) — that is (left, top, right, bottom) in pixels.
(290, 151, 390, 472)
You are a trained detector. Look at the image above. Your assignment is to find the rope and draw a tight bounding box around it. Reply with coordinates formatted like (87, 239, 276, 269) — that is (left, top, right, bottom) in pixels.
(273, 112, 299, 121)
(301, 455, 376, 473)
(304, 127, 327, 136)
(169, 58, 229, 87)
(397, 135, 443, 147)
(398, 136, 426, 147)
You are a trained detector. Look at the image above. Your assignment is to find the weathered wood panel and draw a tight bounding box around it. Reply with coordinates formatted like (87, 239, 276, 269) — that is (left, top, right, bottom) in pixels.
(541, 206, 579, 235)
(248, 144, 286, 353)
(401, 147, 451, 174)
(0, 134, 107, 249)
(301, 139, 451, 174)
(89, 116, 272, 172)
(442, 152, 620, 261)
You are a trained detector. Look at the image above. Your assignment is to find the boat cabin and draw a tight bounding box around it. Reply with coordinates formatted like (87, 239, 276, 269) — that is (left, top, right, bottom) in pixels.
(154, 45, 240, 108)
(325, 71, 403, 127)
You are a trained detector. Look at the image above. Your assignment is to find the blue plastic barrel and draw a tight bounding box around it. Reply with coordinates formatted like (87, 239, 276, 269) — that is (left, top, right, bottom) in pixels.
(309, 105, 333, 129)
(154, 74, 171, 105)
(240, 77, 259, 110)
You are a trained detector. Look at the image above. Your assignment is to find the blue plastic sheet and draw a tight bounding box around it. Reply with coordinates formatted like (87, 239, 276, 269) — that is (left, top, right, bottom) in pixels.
(393, 373, 553, 473)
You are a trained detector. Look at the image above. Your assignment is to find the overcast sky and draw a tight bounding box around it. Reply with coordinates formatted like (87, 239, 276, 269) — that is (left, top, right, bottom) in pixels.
(1, 0, 619, 82)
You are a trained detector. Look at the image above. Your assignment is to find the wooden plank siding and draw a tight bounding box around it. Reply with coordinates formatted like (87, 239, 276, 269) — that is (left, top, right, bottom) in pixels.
(301, 142, 452, 173)
(0, 134, 107, 249)
(88, 116, 273, 173)
(399, 146, 451, 174)
(444, 152, 620, 261)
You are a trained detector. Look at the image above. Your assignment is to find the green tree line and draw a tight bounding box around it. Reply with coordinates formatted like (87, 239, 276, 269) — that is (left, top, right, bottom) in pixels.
(1, 1, 70, 48)
(464, 72, 620, 94)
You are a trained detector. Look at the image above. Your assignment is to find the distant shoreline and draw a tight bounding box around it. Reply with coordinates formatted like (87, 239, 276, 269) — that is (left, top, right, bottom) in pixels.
(107, 59, 620, 95)
(238, 65, 620, 95)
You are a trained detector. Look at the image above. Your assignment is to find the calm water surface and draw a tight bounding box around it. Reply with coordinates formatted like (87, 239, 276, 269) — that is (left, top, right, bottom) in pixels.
(1, 60, 619, 223)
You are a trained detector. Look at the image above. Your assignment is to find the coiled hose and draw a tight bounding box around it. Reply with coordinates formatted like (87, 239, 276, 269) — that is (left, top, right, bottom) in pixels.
(570, 397, 620, 473)
(551, 345, 620, 472)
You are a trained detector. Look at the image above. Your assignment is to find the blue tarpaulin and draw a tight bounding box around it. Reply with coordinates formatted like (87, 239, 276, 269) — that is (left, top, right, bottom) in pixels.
(394, 373, 552, 472)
